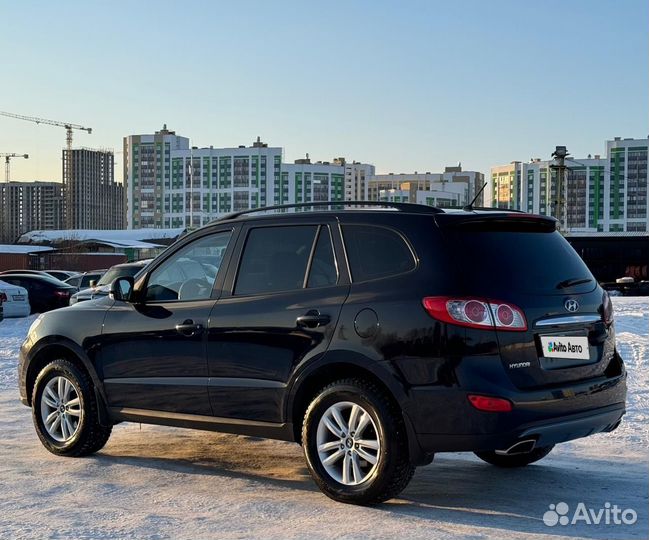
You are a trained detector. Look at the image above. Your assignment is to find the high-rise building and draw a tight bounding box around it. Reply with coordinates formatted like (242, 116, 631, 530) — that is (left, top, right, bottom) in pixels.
(490, 137, 648, 233)
(490, 162, 523, 209)
(124, 128, 373, 228)
(282, 159, 346, 206)
(0, 181, 64, 243)
(63, 148, 124, 229)
(369, 166, 485, 207)
(166, 141, 283, 229)
(123, 125, 190, 229)
(345, 162, 376, 200)
(607, 137, 648, 232)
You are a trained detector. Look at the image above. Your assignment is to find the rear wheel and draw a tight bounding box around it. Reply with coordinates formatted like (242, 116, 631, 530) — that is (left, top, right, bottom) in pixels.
(302, 378, 415, 504)
(32, 359, 112, 457)
(474, 445, 554, 468)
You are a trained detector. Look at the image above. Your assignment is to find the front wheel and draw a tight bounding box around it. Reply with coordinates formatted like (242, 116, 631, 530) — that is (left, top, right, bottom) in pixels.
(474, 445, 554, 468)
(302, 378, 415, 504)
(32, 359, 112, 457)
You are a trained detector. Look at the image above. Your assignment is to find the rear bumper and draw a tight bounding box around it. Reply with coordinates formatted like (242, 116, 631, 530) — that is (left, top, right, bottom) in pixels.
(405, 368, 627, 455)
(415, 402, 625, 453)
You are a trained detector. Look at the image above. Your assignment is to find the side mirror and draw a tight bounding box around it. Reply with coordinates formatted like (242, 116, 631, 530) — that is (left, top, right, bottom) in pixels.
(110, 276, 134, 302)
(89, 280, 97, 288)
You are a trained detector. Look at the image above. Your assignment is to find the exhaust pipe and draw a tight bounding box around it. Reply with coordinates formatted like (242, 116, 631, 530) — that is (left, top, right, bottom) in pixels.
(494, 439, 536, 456)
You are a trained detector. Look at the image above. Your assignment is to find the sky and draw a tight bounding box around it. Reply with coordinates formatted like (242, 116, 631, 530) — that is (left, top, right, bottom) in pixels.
(0, 0, 646, 183)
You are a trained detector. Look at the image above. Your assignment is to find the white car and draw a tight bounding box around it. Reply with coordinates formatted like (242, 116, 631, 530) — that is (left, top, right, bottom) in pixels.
(0, 279, 30, 318)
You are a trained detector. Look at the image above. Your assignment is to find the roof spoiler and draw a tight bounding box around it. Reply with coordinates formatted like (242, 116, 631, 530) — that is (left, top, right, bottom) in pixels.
(435, 212, 558, 232)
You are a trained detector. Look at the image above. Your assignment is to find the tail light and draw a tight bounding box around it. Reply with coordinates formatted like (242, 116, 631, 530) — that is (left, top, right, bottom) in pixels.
(54, 290, 71, 298)
(0, 292, 6, 303)
(602, 291, 614, 325)
(468, 394, 513, 412)
(422, 296, 527, 331)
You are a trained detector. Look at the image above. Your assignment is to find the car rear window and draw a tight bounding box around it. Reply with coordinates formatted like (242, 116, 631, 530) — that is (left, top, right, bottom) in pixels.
(342, 224, 415, 282)
(443, 229, 595, 295)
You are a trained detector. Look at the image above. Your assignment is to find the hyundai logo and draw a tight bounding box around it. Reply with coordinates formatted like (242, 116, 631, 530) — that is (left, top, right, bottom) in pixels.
(564, 299, 579, 313)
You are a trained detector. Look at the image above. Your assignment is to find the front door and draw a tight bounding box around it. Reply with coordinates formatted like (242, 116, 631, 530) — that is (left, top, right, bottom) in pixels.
(99, 228, 235, 416)
(207, 220, 350, 423)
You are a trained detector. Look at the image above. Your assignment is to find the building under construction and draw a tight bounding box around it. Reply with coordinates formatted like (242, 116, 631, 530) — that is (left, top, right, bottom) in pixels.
(0, 181, 64, 243)
(62, 148, 124, 230)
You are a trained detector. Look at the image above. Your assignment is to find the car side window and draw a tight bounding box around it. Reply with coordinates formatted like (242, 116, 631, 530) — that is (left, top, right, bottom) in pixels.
(145, 230, 232, 302)
(342, 224, 416, 282)
(235, 225, 318, 296)
(307, 227, 337, 288)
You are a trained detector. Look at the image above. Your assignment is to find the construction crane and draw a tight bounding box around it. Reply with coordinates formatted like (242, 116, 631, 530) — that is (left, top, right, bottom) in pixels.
(0, 111, 92, 187)
(0, 153, 29, 182)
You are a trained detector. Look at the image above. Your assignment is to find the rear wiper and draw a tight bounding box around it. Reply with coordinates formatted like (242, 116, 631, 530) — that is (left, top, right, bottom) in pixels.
(556, 277, 592, 289)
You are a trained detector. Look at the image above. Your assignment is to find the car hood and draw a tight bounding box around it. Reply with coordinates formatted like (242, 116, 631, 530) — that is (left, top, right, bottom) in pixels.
(66, 294, 114, 310)
(72, 285, 110, 298)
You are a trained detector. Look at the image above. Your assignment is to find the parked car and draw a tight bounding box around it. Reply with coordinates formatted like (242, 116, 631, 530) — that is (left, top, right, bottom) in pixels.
(1, 273, 75, 313)
(0, 269, 50, 276)
(45, 270, 78, 281)
(0, 279, 30, 318)
(70, 260, 150, 305)
(18, 202, 626, 504)
(64, 271, 105, 291)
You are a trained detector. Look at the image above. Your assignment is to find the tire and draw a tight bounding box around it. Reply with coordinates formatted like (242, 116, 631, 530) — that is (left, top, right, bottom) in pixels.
(32, 358, 112, 457)
(302, 378, 415, 504)
(474, 445, 554, 468)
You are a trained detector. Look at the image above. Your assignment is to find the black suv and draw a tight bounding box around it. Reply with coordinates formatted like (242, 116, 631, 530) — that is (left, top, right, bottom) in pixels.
(18, 202, 626, 504)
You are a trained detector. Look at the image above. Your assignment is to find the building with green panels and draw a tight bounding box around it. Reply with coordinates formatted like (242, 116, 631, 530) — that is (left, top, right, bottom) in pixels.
(124, 125, 189, 229)
(491, 137, 648, 233)
(125, 129, 376, 229)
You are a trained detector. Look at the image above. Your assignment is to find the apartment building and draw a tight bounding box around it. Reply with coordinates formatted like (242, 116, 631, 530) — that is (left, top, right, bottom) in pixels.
(124, 128, 373, 228)
(490, 137, 648, 233)
(369, 166, 486, 207)
(0, 181, 64, 243)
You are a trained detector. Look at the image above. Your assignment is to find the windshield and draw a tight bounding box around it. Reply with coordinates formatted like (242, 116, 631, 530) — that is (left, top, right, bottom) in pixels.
(443, 229, 596, 296)
(97, 265, 143, 286)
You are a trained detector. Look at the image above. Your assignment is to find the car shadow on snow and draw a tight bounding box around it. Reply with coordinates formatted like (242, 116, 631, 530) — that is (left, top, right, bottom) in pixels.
(94, 430, 647, 539)
(390, 454, 648, 539)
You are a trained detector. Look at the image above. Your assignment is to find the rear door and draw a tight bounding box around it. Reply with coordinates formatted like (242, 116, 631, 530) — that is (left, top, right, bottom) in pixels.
(438, 214, 612, 389)
(207, 217, 349, 422)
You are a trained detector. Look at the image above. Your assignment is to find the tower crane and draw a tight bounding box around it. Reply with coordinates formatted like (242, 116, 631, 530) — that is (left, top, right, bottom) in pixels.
(0, 153, 29, 182)
(0, 111, 92, 187)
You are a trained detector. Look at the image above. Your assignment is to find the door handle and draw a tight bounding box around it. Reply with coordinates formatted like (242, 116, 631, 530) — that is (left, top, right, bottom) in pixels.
(296, 310, 331, 329)
(175, 319, 203, 337)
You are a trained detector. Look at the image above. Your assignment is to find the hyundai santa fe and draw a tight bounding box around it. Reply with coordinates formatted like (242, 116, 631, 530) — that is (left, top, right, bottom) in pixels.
(18, 202, 626, 504)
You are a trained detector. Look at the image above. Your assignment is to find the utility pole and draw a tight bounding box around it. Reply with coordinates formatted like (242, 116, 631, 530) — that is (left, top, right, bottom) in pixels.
(550, 146, 570, 231)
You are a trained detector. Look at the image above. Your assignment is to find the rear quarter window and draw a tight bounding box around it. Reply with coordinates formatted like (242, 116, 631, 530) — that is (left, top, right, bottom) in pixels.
(342, 224, 416, 282)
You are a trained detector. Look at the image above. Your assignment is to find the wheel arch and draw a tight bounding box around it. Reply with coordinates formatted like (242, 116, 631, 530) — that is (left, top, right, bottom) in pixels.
(286, 351, 429, 465)
(25, 337, 106, 411)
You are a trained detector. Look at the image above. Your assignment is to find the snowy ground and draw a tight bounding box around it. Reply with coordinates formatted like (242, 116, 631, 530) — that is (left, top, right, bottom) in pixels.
(0, 298, 647, 540)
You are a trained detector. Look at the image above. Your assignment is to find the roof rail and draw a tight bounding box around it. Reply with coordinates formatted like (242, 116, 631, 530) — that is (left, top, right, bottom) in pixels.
(214, 200, 443, 222)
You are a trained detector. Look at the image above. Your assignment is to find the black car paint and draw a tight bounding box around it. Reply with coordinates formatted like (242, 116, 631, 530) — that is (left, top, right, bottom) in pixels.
(1, 274, 75, 313)
(18, 209, 627, 465)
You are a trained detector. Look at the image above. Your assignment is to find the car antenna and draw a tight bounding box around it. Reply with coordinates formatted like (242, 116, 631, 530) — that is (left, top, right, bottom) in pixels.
(463, 182, 488, 212)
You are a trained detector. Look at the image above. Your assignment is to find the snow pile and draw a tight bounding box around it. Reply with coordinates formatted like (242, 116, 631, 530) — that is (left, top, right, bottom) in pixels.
(0, 314, 36, 390)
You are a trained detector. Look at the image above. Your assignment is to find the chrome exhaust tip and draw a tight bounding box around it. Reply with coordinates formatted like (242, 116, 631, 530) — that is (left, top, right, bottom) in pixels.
(494, 439, 536, 455)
